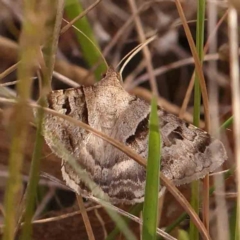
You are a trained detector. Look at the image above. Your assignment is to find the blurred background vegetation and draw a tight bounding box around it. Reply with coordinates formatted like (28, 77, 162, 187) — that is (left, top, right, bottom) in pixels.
(0, 0, 238, 239)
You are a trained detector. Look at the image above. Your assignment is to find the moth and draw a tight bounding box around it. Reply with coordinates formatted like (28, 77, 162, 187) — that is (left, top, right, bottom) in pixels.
(41, 67, 227, 204)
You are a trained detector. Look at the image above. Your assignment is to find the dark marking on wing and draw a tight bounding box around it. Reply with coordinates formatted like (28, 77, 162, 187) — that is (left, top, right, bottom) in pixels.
(62, 97, 71, 115)
(126, 116, 149, 144)
(197, 136, 211, 153)
(168, 126, 184, 144)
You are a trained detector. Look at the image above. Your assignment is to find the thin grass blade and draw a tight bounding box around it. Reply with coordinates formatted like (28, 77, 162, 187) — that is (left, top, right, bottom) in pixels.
(142, 96, 161, 239)
(105, 203, 143, 240)
(178, 230, 190, 240)
(190, 0, 206, 238)
(65, 0, 106, 79)
(19, 100, 45, 240)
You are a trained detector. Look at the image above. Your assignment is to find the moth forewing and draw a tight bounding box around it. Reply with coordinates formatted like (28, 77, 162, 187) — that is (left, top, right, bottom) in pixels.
(41, 67, 227, 204)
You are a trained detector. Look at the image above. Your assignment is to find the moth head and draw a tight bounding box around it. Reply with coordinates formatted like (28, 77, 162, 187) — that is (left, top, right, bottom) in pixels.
(84, 67, 136, 129)
(99, 67, 123, 87)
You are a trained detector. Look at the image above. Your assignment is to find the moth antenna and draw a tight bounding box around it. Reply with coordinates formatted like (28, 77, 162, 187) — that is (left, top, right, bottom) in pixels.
(63, 19, 108, 69)
(118, 35, 156, 78)
(117, 43, 144, 70)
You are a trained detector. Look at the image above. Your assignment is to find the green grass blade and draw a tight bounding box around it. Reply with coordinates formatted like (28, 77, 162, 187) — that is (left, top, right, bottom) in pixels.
(220, 116, 233, 130)
(158, 213, 188, 240)
(42, 0, 65, 90)
(19, 2, 63, 238)
(190, 0, 206, 239)
(2, 1, 41, 239)
(101, 205, 137, 240)
(105, 203, 143, 240)
(235, 205, 240, 240)
(158, 167, 234, 240)
(229, 202, 237, 240)
(178, 229, 190, 240)
(142, 96, 161, 240)
(20, 100, 45, 240)
(189, 179, 200, 239)
(65, 0, 107, 79)
(159, 101, 233, 240)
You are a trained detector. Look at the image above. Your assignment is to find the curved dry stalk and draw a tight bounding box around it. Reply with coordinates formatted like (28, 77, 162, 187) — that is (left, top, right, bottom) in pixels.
(128, 0, 158, 96)
(0, 62, 19, 81)
(60, 0, 102, 34)
(131, 53, 219, 88)
(175, 0, 210, 131)
(102, 1, 154, 57)
(94, 208, 108, 239)
(0, 79, 36, 87)
(0, 97, 211, 240)
(119, 35, 157, 77)
(179, 9, 229, 120)
(31, 205, 102, 225)
(130, 86, 205, 127)
(41, 0, 65, 92)
(62, 18, 108, 69)
(91, 196, 176, 240)
(228, 5, 240, 237)
(76, 195, 95, 240)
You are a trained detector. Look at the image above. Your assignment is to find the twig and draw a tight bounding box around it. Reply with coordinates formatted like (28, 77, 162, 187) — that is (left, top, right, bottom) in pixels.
(175, 0, 210, 131)
(128, 0, 158, 96)
(33, 187, 56, 220)
(179, 9, 229, 119)
(91, 196, 176, 240)
(0, 62, 19, 81)
(76, 195, 96, 240)
(228, 5, 240, 237)
(130, 86, 205, 127)
(132, 53, 219, 89)
(61, 0, 102, 34)
(0, 97, 211, 240)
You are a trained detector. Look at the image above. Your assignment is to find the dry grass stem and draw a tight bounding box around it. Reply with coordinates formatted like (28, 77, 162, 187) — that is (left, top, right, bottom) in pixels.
(131, 86, 205, 127)
(228, 5, 240, 237)
(179, 9, 228, 120)
(91, 196, 177, 240)
(61, 0, 102, 34)
(128, 0, 158, 96)
(0, 62, 19, 81)
(175, 0, 210, 131)
(0, 2, 233, 239)
(76, 195, 96, 240)
(132, 53, 220, 88)
(94, 208, 108, 239)
(0, 97, 211, 240)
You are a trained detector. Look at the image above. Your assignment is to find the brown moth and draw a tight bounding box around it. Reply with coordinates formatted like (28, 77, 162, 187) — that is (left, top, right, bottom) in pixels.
(41, 67, 227, 204)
